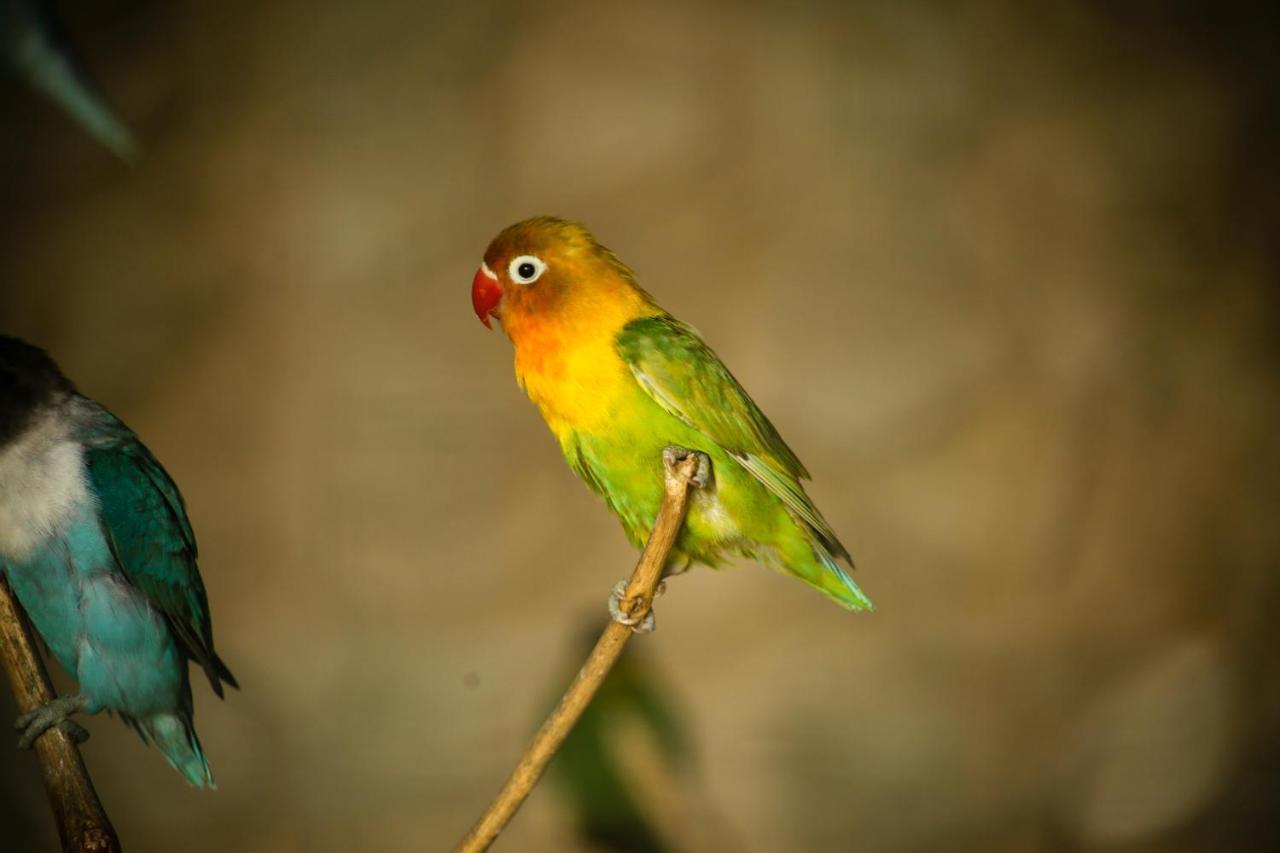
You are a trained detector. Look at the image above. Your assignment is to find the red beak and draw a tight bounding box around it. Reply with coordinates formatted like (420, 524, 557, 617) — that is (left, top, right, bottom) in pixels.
(471, 265, 502, 329)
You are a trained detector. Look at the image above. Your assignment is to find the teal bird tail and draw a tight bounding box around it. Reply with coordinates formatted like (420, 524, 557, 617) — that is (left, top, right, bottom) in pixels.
(140, 713, 215, 788)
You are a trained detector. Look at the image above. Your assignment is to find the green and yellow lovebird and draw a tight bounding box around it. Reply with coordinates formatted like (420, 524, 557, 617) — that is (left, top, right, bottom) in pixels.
(471, 218, 870, 625)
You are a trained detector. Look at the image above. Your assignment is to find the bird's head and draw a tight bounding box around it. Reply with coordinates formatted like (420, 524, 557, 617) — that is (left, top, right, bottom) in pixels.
(471, 217, 655, 341)
(0, 336, 75, 443)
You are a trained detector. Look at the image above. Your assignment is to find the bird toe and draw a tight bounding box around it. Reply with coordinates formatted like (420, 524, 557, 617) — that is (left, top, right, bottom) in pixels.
(662, 446, 712, 488)
(607, 579, 658, 634)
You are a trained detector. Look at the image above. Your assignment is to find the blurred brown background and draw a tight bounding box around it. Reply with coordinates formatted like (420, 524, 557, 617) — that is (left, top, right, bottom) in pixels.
(2, 1, 1278, 851)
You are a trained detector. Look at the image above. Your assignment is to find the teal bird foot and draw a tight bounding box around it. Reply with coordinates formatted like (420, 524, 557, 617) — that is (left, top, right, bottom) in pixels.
(15, 693, 89, 748)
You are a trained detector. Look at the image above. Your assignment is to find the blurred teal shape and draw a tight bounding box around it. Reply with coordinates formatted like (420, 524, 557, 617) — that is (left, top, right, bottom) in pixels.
(1, 0, 137, 159)
(547, 623, 692, 853)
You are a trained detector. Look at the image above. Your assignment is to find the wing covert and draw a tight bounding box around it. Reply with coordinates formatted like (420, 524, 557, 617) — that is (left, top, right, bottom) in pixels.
(616, 316, 850, 561)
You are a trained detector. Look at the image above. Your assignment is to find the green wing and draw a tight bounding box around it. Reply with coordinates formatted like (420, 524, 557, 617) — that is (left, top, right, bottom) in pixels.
(82, 408, 236, 696)
(616, 315, 851, 562)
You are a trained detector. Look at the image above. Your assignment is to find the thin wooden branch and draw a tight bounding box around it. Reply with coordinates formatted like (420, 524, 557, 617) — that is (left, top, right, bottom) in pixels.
(454, 451, 701, 853)
(0, 578, 121, 853)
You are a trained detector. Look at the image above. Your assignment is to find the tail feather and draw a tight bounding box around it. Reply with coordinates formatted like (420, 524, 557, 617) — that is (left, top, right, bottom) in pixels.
(766, 529, 874, 611)
(770, 505, 871, 611)
(816, 549, 874, 612)
(140, 713, 215, 788)
(166, 615, 238, 698)
(199, 649, 238, 698)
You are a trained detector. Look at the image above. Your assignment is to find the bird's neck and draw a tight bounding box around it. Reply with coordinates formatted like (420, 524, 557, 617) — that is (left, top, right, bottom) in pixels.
(508, 288, 660, 437)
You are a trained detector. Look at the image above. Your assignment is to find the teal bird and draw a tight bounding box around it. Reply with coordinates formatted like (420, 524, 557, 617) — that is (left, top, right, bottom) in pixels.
(0, 336, 234, 786)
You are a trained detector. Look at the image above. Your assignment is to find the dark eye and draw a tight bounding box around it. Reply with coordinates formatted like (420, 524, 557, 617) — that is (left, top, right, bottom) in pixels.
(508, 255, 546, 285)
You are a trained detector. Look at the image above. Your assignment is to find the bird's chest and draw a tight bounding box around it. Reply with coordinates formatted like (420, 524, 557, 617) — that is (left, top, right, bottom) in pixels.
(0, 414, 90, 562)
(514, 332, 634, 438)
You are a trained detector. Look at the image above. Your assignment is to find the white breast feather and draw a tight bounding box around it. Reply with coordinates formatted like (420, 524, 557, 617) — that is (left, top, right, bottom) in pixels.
(0, 407, 90, 561)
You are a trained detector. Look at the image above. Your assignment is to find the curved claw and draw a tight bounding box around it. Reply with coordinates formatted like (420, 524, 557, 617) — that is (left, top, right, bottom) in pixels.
(662, 446, 712, 488)
(59, 720, 90, 745)
(607, 580, 657, 634)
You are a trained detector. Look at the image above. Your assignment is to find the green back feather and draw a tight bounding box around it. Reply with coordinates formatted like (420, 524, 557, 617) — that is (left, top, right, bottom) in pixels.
(615, 315, 852, 563)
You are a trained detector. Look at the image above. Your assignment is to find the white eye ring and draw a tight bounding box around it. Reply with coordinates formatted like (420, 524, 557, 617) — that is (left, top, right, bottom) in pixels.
(508, 255, 547, 285)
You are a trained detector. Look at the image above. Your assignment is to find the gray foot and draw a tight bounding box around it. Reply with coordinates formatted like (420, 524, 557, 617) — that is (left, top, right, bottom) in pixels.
(608, 580, 657, 634)
(15, 694, 89, 749)
(663, 446, 712, 489)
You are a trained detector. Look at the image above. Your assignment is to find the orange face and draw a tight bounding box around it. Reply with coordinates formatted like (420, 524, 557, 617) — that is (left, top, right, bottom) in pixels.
(470, 217, 655, 346)
(470, 217, 663, 436)
(471, 219, 574, 333)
